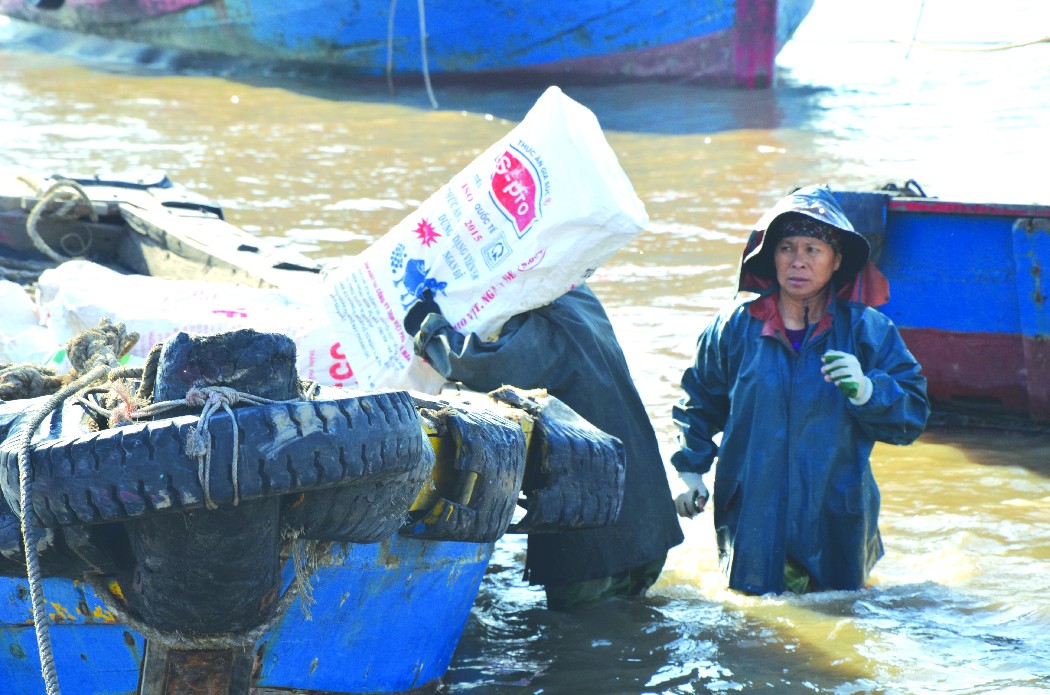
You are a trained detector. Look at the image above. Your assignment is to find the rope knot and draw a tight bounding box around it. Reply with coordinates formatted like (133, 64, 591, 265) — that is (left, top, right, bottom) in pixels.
(65, 316, 138, 375)
(183, 386, 243, 510)
(0, 363, 66, 400)
(185, 389, 207, 407)
(186, 385, 240, 408)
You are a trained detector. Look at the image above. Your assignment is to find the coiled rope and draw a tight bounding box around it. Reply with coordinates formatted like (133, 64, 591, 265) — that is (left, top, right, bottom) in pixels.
(25, 178, 98, 263)
(0, 363, 65, 401)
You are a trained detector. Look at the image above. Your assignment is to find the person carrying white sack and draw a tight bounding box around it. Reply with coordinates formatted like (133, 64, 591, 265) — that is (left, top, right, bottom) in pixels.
(408, 284, 684, 611)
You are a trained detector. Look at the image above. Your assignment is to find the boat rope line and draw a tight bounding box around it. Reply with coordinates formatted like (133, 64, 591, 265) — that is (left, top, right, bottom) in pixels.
(417, 0, 439, 109)
(110, 556, 308, 646)
(287, 531, 321, 620)
(385, 0, 440, 108)
(133, 386, 284, 509)
(25, 178, 98, 263)
(902, 0, 1049, 56)
(386, 0, 398, 97)
(85, 567, 304, 650)
(903, 0, 925, 59)
(15, 318, 136, 695)
(73, 378, 321, 513)
(188, 388, 252, 508)
(17, 365, 107, 695)
(895, 35, 1050, 53)
(0, 361, 65, 400)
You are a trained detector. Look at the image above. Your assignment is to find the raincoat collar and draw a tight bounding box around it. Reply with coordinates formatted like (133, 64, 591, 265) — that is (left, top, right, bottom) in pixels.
(750, 291, 836, 347)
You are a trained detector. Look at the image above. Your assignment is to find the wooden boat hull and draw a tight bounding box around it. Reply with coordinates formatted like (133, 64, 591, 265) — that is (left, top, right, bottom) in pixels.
(0, 0, 815, 87)
(0, 171, 627, 693)
(834, 188, 1050, 425)
(0, 537, 492, 694)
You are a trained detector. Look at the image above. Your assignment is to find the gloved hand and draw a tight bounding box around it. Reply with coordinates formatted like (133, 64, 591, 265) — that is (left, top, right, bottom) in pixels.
(821, 350, 873, 405)
(673, 472, 709, 519)
(403, 290, 442, 335)
(413, 312, 457, 377)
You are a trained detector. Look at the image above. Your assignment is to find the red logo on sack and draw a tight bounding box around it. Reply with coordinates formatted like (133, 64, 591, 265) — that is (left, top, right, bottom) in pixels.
(491, 146, 541, 237)
(328, 342, 355, 384)
(518, 248, 546, 272)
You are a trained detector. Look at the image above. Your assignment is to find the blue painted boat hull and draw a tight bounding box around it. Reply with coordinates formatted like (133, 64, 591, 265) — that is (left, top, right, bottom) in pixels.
(0, 535, 492, 694)
(834, 189, 1050, 424)
(0, 0, 815, 86)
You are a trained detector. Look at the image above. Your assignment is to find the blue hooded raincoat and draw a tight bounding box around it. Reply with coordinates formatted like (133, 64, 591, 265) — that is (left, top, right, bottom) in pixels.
(671, 185, 930, 595)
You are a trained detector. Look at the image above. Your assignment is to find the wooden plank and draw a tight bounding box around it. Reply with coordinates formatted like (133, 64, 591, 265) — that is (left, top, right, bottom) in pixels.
(1012, 217, 1050, 420)
(118, 200, 322, 291)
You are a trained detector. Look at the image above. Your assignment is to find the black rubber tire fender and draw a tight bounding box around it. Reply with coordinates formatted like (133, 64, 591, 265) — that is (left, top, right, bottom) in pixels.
(400, 404, 527, 543)
(0, 390, 428, 528)
(489, 386, 626, 533)
(122, 500, 284, 635)
(283, 459, 434, 544)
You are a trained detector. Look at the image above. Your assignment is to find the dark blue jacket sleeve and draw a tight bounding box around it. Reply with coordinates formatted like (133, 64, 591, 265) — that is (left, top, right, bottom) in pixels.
(426, 310, 572, 392)
(670, 312, 732, 476)
(848, 308, 930, 445)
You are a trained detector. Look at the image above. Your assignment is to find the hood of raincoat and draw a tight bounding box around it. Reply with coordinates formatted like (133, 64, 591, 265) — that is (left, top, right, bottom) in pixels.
(738, 184, 889, 307)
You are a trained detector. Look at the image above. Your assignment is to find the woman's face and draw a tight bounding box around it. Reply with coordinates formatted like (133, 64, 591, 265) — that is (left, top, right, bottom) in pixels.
(774, 235, 842, 302)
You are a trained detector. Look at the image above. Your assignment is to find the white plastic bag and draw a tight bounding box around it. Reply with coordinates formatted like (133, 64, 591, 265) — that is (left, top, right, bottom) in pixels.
(36, 260, 354, 385)
(322, 86, 648, 392)
(0, 279, 60, 365)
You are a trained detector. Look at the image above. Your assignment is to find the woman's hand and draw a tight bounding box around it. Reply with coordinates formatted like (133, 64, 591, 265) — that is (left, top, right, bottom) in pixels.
(821, 350, 873, 405)
(673, 472, 709, 518)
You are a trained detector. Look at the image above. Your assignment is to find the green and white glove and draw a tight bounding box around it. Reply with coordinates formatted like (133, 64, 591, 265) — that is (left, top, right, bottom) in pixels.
(821, 350, 873, 405)
(673, 472, 709, 519)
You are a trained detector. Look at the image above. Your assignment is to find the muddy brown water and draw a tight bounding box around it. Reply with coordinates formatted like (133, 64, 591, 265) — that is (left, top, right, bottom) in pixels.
(2, 1, 1050, 691)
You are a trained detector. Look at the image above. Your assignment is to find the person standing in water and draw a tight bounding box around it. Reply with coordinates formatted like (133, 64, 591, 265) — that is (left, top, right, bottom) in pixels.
(410, 283, 684, 610)
(670, 184, 930, 595)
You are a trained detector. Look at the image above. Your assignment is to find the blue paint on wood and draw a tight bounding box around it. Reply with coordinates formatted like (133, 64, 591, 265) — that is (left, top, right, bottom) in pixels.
(879, 210, 1021, 334)
(256, 536, 492, 692)
(0, 0, 816, 82)
(0, 535, 492, 694)
(834, 190, 1046, 337)
(1012, 219, 1050, 339)
(0, 621, 143, 695)
(225, 0, 739, 73)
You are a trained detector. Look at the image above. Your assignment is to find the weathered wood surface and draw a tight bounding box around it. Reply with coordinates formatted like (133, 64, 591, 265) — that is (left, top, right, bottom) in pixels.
(0, 172, 322, 292)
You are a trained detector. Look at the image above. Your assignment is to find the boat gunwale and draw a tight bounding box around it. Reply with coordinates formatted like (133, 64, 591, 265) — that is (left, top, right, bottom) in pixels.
(887, 197, 1050, 218)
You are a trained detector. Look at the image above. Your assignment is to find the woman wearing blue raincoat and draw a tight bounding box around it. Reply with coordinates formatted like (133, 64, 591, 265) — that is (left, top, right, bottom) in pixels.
(670, 184, 930, 595)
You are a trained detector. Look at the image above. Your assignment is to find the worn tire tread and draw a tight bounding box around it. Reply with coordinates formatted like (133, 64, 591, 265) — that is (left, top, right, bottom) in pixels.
(0, 392, 426, 528)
